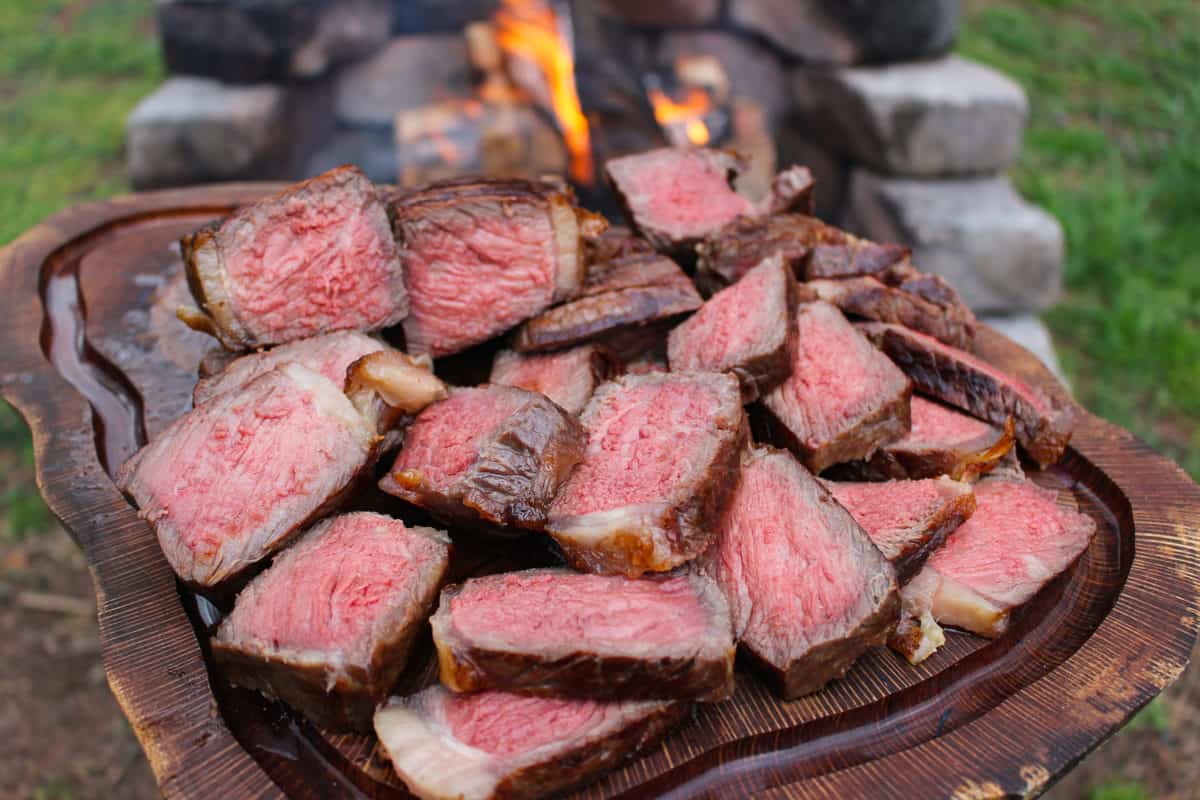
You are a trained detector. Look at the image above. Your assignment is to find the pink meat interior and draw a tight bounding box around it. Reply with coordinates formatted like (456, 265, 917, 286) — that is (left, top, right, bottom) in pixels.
(900, 396, 995, 446)
(551, 378, 724, 516)
(448, 572, 709, 650)
(491, 348, 592, 412)
(930, 480, 1095, 608)
(826, 479, 953, 560)
(403, 202, 558, 356)
(222, 513, 443, 664)
(614, 150, 753, 240)
(441, 691, 608, 758)
(224, 179, 400, 342)
(391, 387, 529, 491)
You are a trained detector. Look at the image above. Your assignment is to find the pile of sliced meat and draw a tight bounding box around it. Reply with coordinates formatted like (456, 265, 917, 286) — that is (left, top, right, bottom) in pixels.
(113, 148, 1096, 799)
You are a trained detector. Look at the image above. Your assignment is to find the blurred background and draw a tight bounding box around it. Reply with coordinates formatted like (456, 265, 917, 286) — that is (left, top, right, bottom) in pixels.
(1, 0, 1197, 797)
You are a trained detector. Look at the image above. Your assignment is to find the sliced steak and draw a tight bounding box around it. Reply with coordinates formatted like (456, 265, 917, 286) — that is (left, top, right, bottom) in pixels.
(695, 213, 909, 292)
(431, 568, 734, 701)
(193, 330, 386, 406)
(858, 322, 1076, 467)
(758, 301, 911, 473)
(822, 476, 976, 583)
(806, 276, 976, 350)
(547, 371, 746, 576)
(704, 446, 898, 698)
(890, 479, 1096, 663)
(380, 385, 584, 532)
(667, 254, 797, 401)
(489, 345, 619, 416)
(835, 395, 1016, 482)
(391, 177, 590, 357)
(604, 147, 812, 256)
(374, 686, 686, 800)
(583, 225, 655, 265)
(511, 255, 701, 354)
(178, 166, 407, 349)
(117, 364, 377, 587)
(212, 513, 449, 731)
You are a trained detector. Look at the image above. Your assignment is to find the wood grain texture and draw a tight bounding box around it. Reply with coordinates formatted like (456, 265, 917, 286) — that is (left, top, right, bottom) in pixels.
(0, 185, 1197, 800)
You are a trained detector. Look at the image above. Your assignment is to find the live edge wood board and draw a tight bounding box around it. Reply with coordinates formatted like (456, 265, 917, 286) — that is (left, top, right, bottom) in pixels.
(2, 184, 1198, 800)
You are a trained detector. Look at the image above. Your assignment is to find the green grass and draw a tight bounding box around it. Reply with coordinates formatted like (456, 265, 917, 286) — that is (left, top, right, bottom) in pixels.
(1089, 781, 1149, 800)
(960, 0, 1200, 478)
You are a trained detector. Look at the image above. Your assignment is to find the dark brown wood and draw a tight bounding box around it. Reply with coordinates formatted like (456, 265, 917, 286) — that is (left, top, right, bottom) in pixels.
(1, 185, 1198, 800)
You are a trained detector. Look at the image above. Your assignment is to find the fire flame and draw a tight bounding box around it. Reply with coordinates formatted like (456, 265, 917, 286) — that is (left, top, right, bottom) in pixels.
(648, 87, 712, 146)
(494, 0, 593, 184)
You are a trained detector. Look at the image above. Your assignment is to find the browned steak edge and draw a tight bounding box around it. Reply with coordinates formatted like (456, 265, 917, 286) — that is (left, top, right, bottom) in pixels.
(890, 489, 977, 584)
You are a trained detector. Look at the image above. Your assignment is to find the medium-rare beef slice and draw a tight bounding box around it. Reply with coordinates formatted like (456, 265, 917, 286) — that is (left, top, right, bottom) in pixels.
(889, 479, 1096, 664)
(695, 213, 909, 292)
(431, 569, 734, 701)
(858, 322, 1077, 467)
(380, 385, 584, 531)
(806, 276, 976, 350)
(758, 301, 911, 474)
(604, 147, 812, 256)
(511, 257, 701, 354)
(489, 345, 619, 416)
(667, 254, 797, 401)
(704, 446, 898, 698)
(374, 686, 686, 800)
(212, 513, 450, 731)
(834, 396, 1016, 482)
(547, 371, 746, 577)
(192, 330, 386, 406)
(822, 476, 976, 583)
(117, 363, 377, 587)
(579, 251, 687, 297)
(391, 177, 591, 357)
(178, 166, 408, 350)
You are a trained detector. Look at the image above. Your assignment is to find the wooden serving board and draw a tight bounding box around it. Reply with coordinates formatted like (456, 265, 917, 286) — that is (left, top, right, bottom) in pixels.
(2, 185, 1199, 800)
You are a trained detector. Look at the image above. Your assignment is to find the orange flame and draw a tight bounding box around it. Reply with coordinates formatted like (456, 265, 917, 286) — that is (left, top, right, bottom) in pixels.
(494, 0, 593, 184)
(648, 87, 712, 146)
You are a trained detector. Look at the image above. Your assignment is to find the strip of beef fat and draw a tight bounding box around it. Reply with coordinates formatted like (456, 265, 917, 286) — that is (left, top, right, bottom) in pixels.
(668, 254, 797, 401)
(890, 479, 1096, 664)
(392, 177, 596, 358)
(117, 354, 446, 587)
(548, 371, 746, 577)
(758, 301, 911, 474)
(604, 147, 813, 256)
(179, 166, 408, 350)
(704, 446, 898, 698)
(374, 686, 686, 800)
(489, 345, 620, 416)
(431, 569, 734, 701)
(859, 322, 1076, 467)
(212, 513, 449, 731)
(380, 385, 584, 532)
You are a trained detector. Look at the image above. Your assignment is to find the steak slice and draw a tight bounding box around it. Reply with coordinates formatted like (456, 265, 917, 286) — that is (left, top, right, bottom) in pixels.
(212, 513, 450, 732)
(890, 479, 1096, 664)
(858, 322, 1077, 467)
(117, 363, 377, 587)
(835, 396, 1016, 482)
(806, 276, 976, 350)
(380, 385, 584, 532)
(511, 255, 701, 354)
(431, 568, 734, 701)
(178, 166, 407, 350)
(704, 446, 898, 698)
(547, 371, 746, 577)
(604, 147, 813, 256)
(667, 254, 797, 402)
(584, 224, 655, 264)
(695, 213, 909, 292)
(489, 345, 620, 416)
(392, 177, 590, 357)
(374, 686, 686, 800)
(193, 330, 386, 406)
(758, 301, 912, 473)
(822, 476, 976, 583)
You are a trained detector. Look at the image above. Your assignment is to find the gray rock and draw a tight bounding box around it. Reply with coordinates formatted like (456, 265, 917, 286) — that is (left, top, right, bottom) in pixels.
(728, 0, 858, 64)
(334, 35, 471, 128)
(393, 0, 497, 34)
(980, 314, 1067, 383)
(823, 0, 959, 64)
(657, 31, 790, 125)
(843, 170, 1064, 313)
(775, 126, 848, 222)
(793, 56, 1028, 176)
(598, 0, 721, 27)
(125, 78, 289, 189)
(302, 129, 396, 184)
